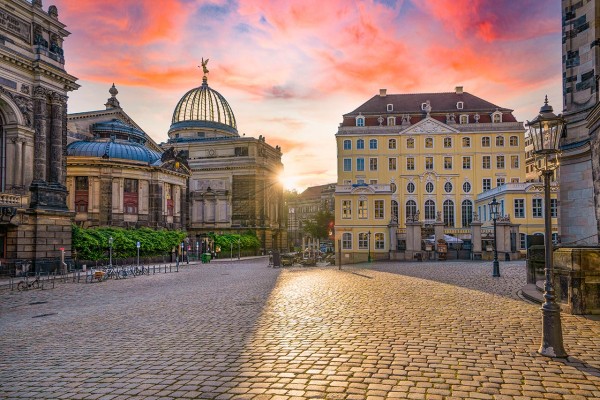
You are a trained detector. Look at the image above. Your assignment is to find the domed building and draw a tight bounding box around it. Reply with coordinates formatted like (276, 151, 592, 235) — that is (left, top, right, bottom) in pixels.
(66, 86, 189, 229)
(163, 67, 286, 252)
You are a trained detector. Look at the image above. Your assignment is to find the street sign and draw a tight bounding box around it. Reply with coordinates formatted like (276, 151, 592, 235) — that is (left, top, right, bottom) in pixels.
(136, 241, 140, 249)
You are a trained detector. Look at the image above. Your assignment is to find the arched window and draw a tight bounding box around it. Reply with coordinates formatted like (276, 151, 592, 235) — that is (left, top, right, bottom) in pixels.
(342, 232, 352, 249)
(391, 200, 399, 222)
(461, 200, 473, 227)
(356, 116, 365, 126)
(443, 200, 454, 227)
(424, 200, 436, 220)
(357, 139, 365, 149)
(406, 200, 417, 220)
(388, 139, 396, 149)
(493, 113, 502, 123)
(496, 136, 504, 146)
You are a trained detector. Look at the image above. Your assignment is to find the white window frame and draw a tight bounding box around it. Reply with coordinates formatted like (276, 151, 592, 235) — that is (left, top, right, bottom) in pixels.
(342, 233, 352, 249)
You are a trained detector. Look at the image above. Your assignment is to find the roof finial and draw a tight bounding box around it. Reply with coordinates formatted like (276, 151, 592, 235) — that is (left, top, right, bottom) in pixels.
(105, 83, 120, 109)
(540, 95, 553, 114)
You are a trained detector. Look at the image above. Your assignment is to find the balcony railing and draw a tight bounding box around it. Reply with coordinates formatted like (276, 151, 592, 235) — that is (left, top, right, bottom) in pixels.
(0, 193, 23, 206)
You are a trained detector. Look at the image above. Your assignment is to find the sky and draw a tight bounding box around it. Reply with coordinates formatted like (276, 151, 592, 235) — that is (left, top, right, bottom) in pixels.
(52, 0, 562, 192)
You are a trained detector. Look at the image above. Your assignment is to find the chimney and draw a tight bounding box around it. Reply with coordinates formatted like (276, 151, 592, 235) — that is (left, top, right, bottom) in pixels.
(379, 89, 387, 97)
(455, 86, 463, 94)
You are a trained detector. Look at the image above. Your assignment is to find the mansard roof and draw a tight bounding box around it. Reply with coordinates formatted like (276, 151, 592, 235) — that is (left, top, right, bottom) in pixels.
(345, 91, 512, 116)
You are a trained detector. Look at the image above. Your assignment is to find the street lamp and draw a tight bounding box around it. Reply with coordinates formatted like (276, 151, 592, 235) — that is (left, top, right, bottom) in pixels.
(489, 197, 500, 277)
(108, 236, 113, 267)
(237, 239, 241, 260)
(527, 95, 567, 358)
(367, 231, 372, 263)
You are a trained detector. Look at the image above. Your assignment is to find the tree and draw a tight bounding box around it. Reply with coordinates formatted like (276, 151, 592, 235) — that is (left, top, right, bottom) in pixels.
(302, 210, 334, 240)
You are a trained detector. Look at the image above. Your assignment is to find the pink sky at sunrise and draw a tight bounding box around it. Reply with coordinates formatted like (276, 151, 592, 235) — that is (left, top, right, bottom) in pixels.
(53, 0, 562, 192)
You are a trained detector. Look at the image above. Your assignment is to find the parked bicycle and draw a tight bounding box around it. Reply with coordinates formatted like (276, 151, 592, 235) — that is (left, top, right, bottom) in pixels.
(17, 275, 40, 291)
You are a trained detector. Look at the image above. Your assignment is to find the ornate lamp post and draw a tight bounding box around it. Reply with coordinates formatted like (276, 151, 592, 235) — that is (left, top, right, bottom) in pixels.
(527, 96, 567, 358)
(489, 197, 500, 277)
(108, 236, 113, 267)
(367, 231, 372, 263)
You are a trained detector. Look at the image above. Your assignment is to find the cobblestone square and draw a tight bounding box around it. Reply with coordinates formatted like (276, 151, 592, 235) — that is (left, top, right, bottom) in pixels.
(1, 259, 599, 399)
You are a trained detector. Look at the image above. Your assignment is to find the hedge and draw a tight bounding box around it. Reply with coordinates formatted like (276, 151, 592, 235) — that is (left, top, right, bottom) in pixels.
(72, 225, 187, 261)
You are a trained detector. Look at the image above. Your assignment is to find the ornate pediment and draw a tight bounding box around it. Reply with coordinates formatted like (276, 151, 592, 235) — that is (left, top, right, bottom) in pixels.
(402, 117, 458, 135)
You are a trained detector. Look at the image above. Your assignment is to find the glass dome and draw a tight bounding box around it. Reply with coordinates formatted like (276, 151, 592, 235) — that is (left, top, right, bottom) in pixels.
(170, 76, 238, 136)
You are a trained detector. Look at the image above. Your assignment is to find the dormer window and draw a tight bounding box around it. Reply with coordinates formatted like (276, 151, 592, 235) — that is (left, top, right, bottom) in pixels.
(387, 116, 396, 126)
(387, 104, 393, 112)
(459, 115, 468, 124)
(356, 115, 365, 127)
(457, 101, 464, 109)
(492, 111, 502, 123)
(421, 103, 427, 110)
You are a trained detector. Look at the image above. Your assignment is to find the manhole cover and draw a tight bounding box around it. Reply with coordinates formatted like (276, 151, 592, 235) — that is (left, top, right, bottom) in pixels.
(32, 313, 57, 318)
(29, 301, 48, 305)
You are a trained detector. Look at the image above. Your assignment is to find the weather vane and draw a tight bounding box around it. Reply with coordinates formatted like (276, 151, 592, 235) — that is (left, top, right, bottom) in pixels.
(200, 58, 209, 77)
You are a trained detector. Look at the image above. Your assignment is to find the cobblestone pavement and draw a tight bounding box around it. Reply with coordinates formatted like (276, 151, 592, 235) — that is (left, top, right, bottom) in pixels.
(1, 259, 599, 399)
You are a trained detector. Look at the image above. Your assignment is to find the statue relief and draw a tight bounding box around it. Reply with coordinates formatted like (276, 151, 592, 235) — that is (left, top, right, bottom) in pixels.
(423, 100, 432, 116)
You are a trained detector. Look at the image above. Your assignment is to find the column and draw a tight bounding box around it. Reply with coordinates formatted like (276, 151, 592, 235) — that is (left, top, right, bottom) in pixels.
(49, 92, 64, 184)
(33, 86, 47, 182)
(12, 138, 25, 187)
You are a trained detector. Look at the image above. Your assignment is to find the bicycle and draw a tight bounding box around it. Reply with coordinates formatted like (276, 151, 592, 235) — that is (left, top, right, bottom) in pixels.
(17, 275, 40, 291)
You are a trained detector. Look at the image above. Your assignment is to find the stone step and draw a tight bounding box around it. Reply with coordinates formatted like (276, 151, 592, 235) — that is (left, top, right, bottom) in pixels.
(536, 280, 545, 292)
(520, 283, 543, 304)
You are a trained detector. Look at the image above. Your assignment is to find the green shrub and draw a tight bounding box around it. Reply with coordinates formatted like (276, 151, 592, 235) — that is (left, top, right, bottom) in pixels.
(72, 225, 187, 261)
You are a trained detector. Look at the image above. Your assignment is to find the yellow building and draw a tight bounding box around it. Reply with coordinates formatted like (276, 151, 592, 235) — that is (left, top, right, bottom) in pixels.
(475, 182, 559, 252)
(335, 87, 528, 261)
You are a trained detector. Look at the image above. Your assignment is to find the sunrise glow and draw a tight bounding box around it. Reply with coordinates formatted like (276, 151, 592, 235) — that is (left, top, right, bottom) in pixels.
(53, 0, 562, 191)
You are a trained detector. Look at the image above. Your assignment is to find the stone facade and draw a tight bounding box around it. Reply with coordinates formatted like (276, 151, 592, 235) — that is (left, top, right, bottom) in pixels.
(287, 183, 335, 250)
(66, 87, 189, 230)
(560, 0, 600, 245)
(0, 1, 79, 271)
(164, 71, 286, 251)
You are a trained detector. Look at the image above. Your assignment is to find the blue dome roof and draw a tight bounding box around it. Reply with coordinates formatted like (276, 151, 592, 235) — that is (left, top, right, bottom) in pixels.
(91, 119, 147, 143)
(67, 140, 162, 164)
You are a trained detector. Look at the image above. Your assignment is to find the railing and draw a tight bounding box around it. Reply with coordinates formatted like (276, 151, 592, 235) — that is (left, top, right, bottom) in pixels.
(0, 193, 22, 206)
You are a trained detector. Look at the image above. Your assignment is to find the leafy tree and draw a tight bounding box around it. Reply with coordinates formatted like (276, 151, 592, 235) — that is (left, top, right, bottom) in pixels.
(302, 210, 334, 240)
